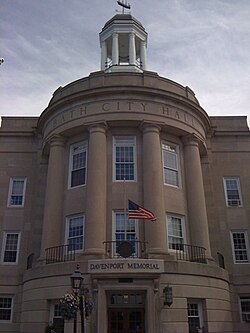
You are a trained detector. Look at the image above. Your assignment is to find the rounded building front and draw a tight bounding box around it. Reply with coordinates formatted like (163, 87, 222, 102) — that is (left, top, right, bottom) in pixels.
(16, 11, 234, 333)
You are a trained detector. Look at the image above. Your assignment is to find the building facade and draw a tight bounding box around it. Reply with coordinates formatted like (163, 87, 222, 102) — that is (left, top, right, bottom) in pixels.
(0, 11, 250, 333)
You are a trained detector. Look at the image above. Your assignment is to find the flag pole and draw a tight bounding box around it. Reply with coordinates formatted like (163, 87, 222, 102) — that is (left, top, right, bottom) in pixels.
(123, 177, 127, 241)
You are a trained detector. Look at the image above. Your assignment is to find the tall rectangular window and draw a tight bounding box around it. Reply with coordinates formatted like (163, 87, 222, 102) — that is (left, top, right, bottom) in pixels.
(0, 297, 13, 322)
(69, 141, 87, 188)
(49, 301, 64, 333)
(187, 300, 204, 333)
(162, 143, 180, 187)
(113, 137, 136, 181)
(8, 178, 26, 207)
(113, 212, 138, 257)
(230, 231, 249, 263)
(167, 215, 185, 251)
(66, 215, 85, 252)
(1, 232, 21, 264)
(240, 297, 250, 322)
(223, 177, 242, 207)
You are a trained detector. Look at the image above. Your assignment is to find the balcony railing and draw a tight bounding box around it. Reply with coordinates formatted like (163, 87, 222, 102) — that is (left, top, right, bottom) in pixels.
(104, 240, 147, 259)
(174, 244, 207, 264)
(45, 245, 75, 264)
(45, 243, 206, 264)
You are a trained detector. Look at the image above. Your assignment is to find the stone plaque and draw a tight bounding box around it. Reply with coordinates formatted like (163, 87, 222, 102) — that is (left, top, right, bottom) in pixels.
(88, 259, 164, 274)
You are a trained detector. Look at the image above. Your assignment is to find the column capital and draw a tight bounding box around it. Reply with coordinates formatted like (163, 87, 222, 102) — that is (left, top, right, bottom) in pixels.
(140, 122, 162, 134)
(48, 134, 66, 147)
(88, 123, 107, 135)
(129, 32, 135, 38)
(182, 133, 200, 147)
(112, 32, 119, 38)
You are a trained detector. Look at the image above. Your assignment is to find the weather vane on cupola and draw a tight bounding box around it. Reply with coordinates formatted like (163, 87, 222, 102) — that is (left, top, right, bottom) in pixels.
(117, 0, 131, 14)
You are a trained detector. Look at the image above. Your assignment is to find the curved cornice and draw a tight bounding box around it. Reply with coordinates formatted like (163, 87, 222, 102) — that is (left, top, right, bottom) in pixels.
(38, 71, 211, 137)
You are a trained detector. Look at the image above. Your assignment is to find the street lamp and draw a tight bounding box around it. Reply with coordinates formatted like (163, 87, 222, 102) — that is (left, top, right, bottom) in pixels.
(71, 264, 84, 333)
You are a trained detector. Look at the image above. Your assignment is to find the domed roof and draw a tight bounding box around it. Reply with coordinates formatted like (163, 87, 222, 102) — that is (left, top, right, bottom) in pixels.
(101, 14, 145, 32)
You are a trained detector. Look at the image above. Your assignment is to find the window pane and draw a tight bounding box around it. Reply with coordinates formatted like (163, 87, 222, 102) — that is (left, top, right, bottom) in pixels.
(72, 151, 86, 170)
(240, 298, 250, 322)
(0, 297, 12, 321)
(164, 151, 177, 169)
(232, 232, 249, 262)
(12, 180, 24, 195)
(163, 144, 179, 187)
(4, 234, 19, 263)
(168, 216, 184, 251)
(68, 216, 84, 251)
(164, 169, 178, 186)
(10, 179, 25, 206)
(114, 137, 135, 181)
(114, 212, 137, 256)
(70, 143, 87, 187)
(224, 178, 242, 206)
(71, 168, 86, 187)
(226, 179, 238, 189)
(188, 302, 201, 333)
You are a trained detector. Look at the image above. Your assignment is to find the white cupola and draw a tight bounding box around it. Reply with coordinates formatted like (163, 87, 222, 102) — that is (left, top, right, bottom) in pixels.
(99, 13, 148, 73)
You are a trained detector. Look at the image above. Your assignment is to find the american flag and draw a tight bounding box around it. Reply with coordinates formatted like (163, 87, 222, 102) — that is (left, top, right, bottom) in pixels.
(128, 200, 156, 221)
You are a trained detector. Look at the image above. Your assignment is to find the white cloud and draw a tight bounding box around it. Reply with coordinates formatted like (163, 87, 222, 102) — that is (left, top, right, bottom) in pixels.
(1, 0, 250, 121)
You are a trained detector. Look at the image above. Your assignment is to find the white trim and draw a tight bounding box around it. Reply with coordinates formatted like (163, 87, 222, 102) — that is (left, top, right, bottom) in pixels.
(112, 210, 139, 257)
(166, 214, 186, 252)
(49, 300, 64, 322)
(65, 214, 85, 253)
(68, 141, 88, 189)
(113, 136, 137, 182)
(223, 177, 243, 207)
(7, 177, 27, 208)
(187, 299, 204, 331)
(1, 232, 21, 265)
(230, 230, 250, 264)
(0, 295, 13, 322)
(239, 296, 250, 322)
(162, 142, 181, 188)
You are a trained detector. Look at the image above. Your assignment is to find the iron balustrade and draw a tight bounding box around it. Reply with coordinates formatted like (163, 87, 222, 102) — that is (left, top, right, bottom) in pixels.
(45, 243, 206, 263)
(175, 243, 207, 264)
(103, 240, 147, 258)
(45, 245, 76, 264)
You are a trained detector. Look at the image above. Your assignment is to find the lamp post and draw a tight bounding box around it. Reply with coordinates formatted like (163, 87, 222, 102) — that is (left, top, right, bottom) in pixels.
(71, 264, 84, 333)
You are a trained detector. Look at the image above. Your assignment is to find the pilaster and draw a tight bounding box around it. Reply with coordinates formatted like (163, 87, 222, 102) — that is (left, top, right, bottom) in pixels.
(183, 134, 211, 257)
(101, 41, 107, 70)
(140, 40, 147, 70)
(85, 124, 107, 257)
(112, 33, 119, 65)
(142, 124, 168, 257)
(129, 33, 136, 65)
(40, 135, 66, 257)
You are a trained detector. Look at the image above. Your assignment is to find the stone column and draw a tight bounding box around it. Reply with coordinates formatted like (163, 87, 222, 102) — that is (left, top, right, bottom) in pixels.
(40, 135, 65, 257)
(112, 33, 119, 65)
(85, 124, 107, 256)
(140, 40, 147, 70)
(183, 135, 211, 257)
(129, 33, 136, 65)
(101, 40, 107, 70)
(142, 124, 167, 257)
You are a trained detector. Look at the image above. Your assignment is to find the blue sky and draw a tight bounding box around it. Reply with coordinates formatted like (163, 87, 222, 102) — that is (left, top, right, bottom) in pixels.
(1, 0, 250, 122)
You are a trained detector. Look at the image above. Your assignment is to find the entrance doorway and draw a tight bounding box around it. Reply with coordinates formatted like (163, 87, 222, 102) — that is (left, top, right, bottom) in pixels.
(107, 292, 145, 333)
(108, 308, 144, 333)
